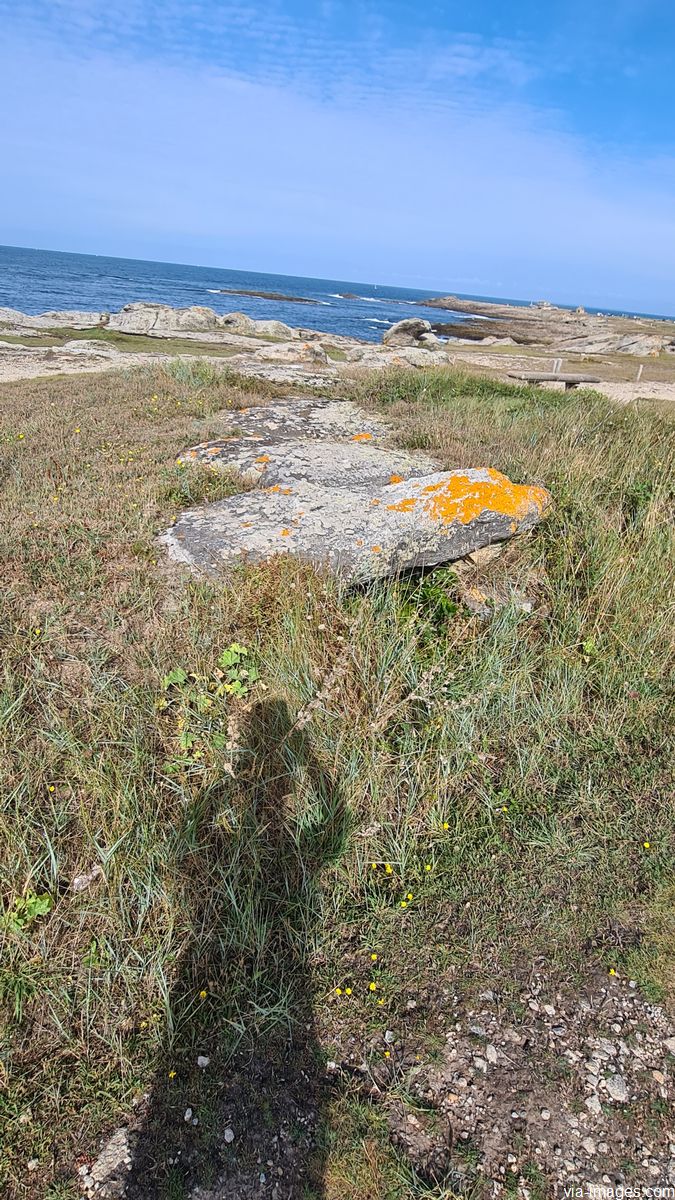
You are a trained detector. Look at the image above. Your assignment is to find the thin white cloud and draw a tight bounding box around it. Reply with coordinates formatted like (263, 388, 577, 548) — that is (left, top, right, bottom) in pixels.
(0, 0, 542, 115)
(1, 35, 673, 311)
(0, 6, 673, 311)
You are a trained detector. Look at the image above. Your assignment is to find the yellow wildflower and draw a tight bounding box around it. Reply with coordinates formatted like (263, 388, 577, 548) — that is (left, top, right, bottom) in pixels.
(345, 987, 352, 996)
(643, 841, 651, 849)
(199, 989, 207, 1000)
(442, 821, 449, 830)
(424, 864, 432, 872)
(608, 968, 616, 976)
(335, 987, 342, 996)
(370, 953, 377, 962)
(369, 982, 377, 992)
(385, 863, 393, 874)
(407, 892, 413, 900)
(168, 1069, 176, 1079)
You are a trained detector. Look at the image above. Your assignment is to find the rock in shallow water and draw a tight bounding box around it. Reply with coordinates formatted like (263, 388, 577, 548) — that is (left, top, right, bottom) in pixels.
(161, 468, 550, 582)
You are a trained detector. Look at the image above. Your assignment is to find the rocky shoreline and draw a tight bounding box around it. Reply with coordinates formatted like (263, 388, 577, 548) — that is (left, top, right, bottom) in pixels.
(423, 294, 675, 356)
(2, 300, 675, 405)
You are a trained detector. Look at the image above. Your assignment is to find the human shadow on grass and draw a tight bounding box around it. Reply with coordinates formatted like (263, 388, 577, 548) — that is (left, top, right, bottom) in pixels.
(126, 697, 349, 1200)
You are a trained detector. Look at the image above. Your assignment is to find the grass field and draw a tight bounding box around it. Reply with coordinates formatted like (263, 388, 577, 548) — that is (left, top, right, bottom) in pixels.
(0, 362, 673, 1198)
(0, 326, 245, 358)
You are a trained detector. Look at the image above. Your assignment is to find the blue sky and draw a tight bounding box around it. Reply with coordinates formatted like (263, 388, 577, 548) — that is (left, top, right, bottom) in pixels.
(1, 0, 674, 311)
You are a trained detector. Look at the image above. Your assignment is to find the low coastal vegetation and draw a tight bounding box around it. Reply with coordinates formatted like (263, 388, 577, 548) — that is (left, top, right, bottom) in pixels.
(0, 326, 244, 357)
(0, 363, 673, 1197)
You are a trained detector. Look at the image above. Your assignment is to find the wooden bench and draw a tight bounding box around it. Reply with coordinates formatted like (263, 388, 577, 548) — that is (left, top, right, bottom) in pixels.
(508, 372, 601, 391)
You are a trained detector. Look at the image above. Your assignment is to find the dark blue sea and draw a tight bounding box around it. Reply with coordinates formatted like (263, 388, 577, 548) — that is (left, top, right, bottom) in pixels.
(0, 245, 668, 342)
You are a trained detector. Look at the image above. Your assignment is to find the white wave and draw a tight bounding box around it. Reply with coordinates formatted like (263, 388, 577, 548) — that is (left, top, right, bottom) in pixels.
(206, 289, 221, 293)
(328, 293, 342, 298)
(365, 318, 390, 325)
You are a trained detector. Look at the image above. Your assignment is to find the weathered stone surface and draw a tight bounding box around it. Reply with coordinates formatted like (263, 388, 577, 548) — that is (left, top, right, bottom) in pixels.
(345, 343, 452, 367)
(106, 303, 297, 340)
(108, 303, 223, 334)
(204, 397, 391, 442)
(0, 307, 105, 329)
(560, 332, 669, 356)
(256, 340, 328, 363)
(219, 312, 296, 339)
(217, 310, 257, 335)
(253, 318, 296, 339)
(178, 435, 438, 488)
(161, 468, 550, 582)
(383, 318, 434, 347)
(80, 1126, 134, 1199)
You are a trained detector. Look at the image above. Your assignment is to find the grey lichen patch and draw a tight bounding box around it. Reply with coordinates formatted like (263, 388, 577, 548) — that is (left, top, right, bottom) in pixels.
(177, 436, 439, 489)
(203, 397, 392, 442)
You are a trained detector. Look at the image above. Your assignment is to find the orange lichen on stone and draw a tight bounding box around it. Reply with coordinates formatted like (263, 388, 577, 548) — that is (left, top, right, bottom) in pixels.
(280, 487, 293, 495)
(255, 454, 271, 463)
(386, 469, 549, 527)
(280, 529, 292, 537)
(241, 521, 253, 527)
(371, 545, 382, 553)
(267, 484, 281, 492)
(352, 432, 373, 442)
(356, 538, 364, 546)
(389, 474, 404, 484)
(371, 498, 381, 506)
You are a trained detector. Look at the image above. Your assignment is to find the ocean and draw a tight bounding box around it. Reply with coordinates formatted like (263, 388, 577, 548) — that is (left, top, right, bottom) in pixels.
(0, 244, 483, 344)
(1, 245, 668, 343)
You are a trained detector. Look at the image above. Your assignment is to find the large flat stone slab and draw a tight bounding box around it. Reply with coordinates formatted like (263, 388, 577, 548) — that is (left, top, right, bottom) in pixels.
(177, 436, 438, 488)
(205, 398, 391, 441)
(161, 469, 551, 582)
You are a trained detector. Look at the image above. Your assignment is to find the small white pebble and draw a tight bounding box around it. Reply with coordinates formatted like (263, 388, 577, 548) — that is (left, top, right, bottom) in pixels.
(197, 1055, 210, 1069)
(223, 1128, 235, 1144)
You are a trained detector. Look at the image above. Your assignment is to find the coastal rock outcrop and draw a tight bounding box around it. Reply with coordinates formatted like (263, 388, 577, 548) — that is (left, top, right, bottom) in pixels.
(383, 318, 437, 347)
(219, 312, 296, 339)
(106, 303, 297, 340)
(256, 340, 328, 364)
(162, 393, 550, 582)
(0, 307, 105, 329)
(108, 303, 223, 334)
(162, 467, 550, 582)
